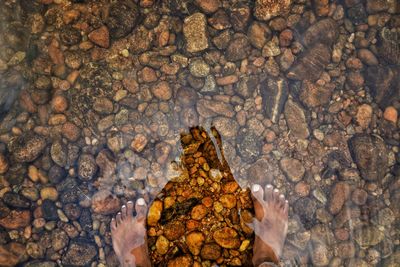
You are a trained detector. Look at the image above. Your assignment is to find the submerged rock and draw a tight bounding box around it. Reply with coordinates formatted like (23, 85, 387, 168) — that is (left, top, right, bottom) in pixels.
(106, 0, 139, 39)
(183, 13, 209, 53)
(303, 18, 338, 47)
(284, 99, 309, 139)
(8, 133, 46, 163)
(62, 239, 97, 266)
(348, 134, 388, 181)
(287, 43, 331, 81)
(261, 77, 288, 123)
(365, 65, 399, 108)
(254, 0, 292, 21)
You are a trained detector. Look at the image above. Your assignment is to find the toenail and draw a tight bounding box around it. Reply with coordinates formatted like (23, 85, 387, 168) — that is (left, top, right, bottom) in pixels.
(137, 198, 145, 206)
(285, 200, 289, 203)
(122, 205, 126, 209)
(252, 184, 261, 192)
(127, 201, 133, 204)
(117, 212, 121, 215)
(279, 194, 285, 199)
(266, 184, 272, 189)
(274, 189, 279, 193)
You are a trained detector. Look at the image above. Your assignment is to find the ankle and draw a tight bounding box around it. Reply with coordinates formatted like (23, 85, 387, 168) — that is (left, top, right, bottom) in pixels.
(252, 239, 280, 266)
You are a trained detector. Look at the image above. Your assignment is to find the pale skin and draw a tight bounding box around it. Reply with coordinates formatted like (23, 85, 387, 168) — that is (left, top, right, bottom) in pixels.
(111, 184, 289, 267)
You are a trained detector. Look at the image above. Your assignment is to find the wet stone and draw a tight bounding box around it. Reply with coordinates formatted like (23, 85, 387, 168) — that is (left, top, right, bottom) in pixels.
(287, 43, 331, 82)
(51, 229, 69, 251)
(41, 199, 58, 221)
(183, 13, 209, 53)
(3, 192, 30, 209)
(106, 0, 139, 39)
(60, 26, 81, 45)
(354, 226, 384, 248)
(254, 0, 292, 21)
(91, 190, 120, 215)
(261, 77, 288, 123)
(77, 154, 97, 181)
(284, 99, 309, 139)
(93, 97, 113, 114)
(212, 116, 239, 138)
(236, 129, 261, 162)
(300, 80, 335, 108)
(48, 165, 67, 184)
(88, 26, 110, 48)
(50, 140, 67, 167)
(329, 182, 351, 215)
(365, 65, 399, 108)
(348, 134, 388, 181)
(62, 239, 97, 266)
(0, 210, 31, 230)
(303, 18, 338, 47)
(347, 3, 367, 25)
(189, 59, 210, 78)
(280, 158, 305, 183)
(9, 133, 46, 163)
(377, 27, 400, 65)
(293, 197, 317, 228)
(225, 36, 251, 62)
(248, 21, 271, 49)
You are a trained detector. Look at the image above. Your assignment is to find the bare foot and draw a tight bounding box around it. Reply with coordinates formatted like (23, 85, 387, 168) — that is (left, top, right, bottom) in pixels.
(249, 184, 289, 266)
(111, 198, 151, 267)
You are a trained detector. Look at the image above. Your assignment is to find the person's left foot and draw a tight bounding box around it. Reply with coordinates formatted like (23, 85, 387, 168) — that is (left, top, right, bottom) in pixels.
(111, 198, 151, 267)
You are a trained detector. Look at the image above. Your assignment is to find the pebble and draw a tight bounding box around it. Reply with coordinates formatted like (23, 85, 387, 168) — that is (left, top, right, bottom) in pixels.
(189, 59, 210, 78)
(40, 187, 58, 201)
(151, 81, 172, 100)
(0, 154, 8, 174)
(254, 0, 292, 21)
(88, 26, 110, 48)
(329, 182, 351, 215)
(51, 95, 68, 113)
(383, 106, 398, 124)
(78, 154, 97, 181)
(280, 158, 305, 182)
(183, 13, 209, 53)
(357, 49, 379, 66)
(9, 133, 46, 163)
(284, 99, 310, 139)
(91, 190, 120, 215)
(356, 104, 373, 129)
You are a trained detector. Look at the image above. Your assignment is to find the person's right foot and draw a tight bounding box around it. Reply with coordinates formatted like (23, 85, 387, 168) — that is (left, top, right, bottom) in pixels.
(249, 184, 289, 266)
(111, 198, 151, 267)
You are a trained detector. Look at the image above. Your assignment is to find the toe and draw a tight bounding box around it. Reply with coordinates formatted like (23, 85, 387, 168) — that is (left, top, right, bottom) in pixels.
(135, 198, 148, 223)
(127, 201, 134, 217)
(264, 184, 274, 202)
(283, 200, 289, 217)
(278, 194, 286, 208)
(111, 218, 117, 231)
(121, 205, 127, 220)
(116, 212, 122, 225)
(273, 188, 280, 204)
(251, 184, 265, 221)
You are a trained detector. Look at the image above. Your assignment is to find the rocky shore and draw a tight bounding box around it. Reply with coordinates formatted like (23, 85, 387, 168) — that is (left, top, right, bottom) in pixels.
(0, 0, 399, 266)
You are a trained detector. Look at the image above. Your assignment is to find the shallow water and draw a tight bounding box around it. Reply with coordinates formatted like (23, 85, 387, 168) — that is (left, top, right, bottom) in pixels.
(0, 0, 399, 266)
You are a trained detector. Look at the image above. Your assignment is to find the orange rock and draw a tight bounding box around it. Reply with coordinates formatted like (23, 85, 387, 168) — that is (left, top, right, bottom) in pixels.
(186, 231, 205, 255)
(383, 106, 398, 124)
(0, 243, 26, 267)
(0, 210, 31, 229)
(88, 26, 110, 48)
(212, 227, 240, 249)
(0, 153, 8, 174)
(51, 95, 68, 113)
(62, 122, 81, 142)
(356, 104, 372, 129)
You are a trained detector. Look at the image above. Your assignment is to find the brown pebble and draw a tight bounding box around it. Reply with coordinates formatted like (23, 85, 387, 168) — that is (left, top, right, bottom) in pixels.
(216, 75, 238, 86)
(0, 154, 8, 174)
(88, 26, 110, 48)
(51, 95, 68, 113)
(383, 106, 398, 124)
(351, 188, 368, 205)
(151, 81, 172, 100)
(62, 122, 81, 142)
(295, 181, 310, 197)
(335, 228, 350, 241)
